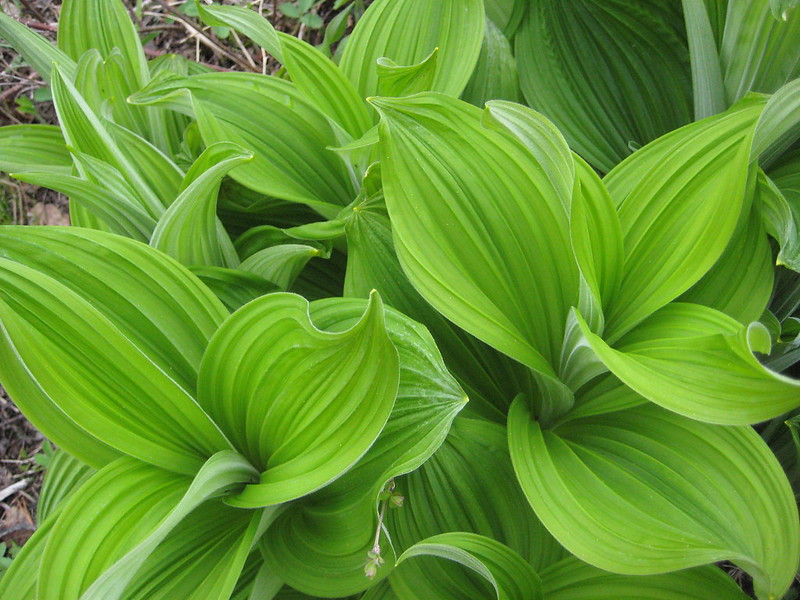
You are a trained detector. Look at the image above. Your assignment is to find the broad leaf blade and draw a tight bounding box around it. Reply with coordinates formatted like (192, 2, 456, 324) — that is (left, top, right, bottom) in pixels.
(0, 125, 72, 174)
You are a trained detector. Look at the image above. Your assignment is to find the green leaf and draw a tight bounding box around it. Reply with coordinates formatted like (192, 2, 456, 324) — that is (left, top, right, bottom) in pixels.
(720, 0, 800, 103)
(0, 226, 229, 394)
(769, 149, 800, 271)
(682, 0, 727, 119)
(130, 73, 355, 214)
(680, 181, 774, 323)
(190, 266, 279, 312)
(484, 0, 526, 37)
(239, 244, 325, 291)
(376, 49, 439, 98)
(151, 142, 250, 269)
(575, 303, 800, 425)
(12, 171, 157, 241)
(508, 399, 800, 600)
(392, 533, 543, 600)
(388, 418, 568, 575)
(0, 249, 231, 474)
(37, 450, 95, 525)
(541, 557, 749, 600)
(752, 79, 800, 165)
(461, 19, 520, 107)
(279, 2, 301, 18)
(77, 452, 261, 600)
(0, 10, 76, 83)
(261, 297, 465, 596)
(198, 291, 399, 507)
(374, 93, 577, 373)
(197, 3, 372, 138)
(0, 125, 72, 175)
(516, 0, 693, 172)
(603, 98, 764, 340)
(340, 0, 485, 99)
(0, 510, 58, 600)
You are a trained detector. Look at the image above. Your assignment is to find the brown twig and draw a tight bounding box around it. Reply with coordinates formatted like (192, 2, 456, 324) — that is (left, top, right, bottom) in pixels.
(0, 84, 25, 104)
(16, 0, 47, 22)
(19, 19, 57, 33)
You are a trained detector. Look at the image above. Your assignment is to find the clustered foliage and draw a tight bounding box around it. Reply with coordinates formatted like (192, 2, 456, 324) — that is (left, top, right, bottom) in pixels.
(0, 0, 799, 598)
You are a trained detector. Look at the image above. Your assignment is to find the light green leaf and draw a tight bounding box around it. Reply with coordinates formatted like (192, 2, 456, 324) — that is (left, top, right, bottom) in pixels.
(461, 19, 520, 107)
(199, 291, 399, 507)
(239, 244, 325, 291)
(603, 98, 764, 340)
(0, 254, 231, 474)
(0, 509, 58, 600)
(376, 49, 439, 98)
(752, 79, 800, 165)
(769, 148, 800, 270)
(682, 0, 727, 119)
(388, 418, 568, 575)
(0, 125, 72, 174)
(130, 73, 355, 214)
(0, 10, 76, 83)
(197, 3, 372, 138)
(374, 92, 577, 373)
(340, 0, 485, 99)
(508, 399, 800, 600)
(680, 180, 774, 323)
(541, 557, 748, 600)
(484, 0, 525, 37)
(151, 142, 250, 268)
(0, 226, 229, 393)
(575, 303, 800, 425)
(516, 0, 693, 172)
(12, 170, 156, 241)
(392, 533, 543, 600)
(37, 450, 95, 525)
(77, 451, 261, 600)
(720, 0, 800, 104)
(261, 297, 465, 597)
(190, 266, 279, 312)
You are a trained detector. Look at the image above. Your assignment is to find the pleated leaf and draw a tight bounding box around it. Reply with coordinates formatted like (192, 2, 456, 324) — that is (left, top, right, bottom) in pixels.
(461, 19, 520, 107)
(339, 0, 485, 100)
(0, 256, 231, 474)
(0, 125, 72, 174)
(720, 0, 800, 104)
(516, 0, 693, 172)
(0, 226, 229, 393)
(130, 73, 354, 214)
(190, 266, 279, 312)
(0, 510, 58, 600)
(388, 418, 568, 575)
(37, 449, 95, 525)
(484, 0, 526, 37)
(576, 302, 800, 424)
(151, 142, 249, 268)
(199, 291, 399, 507)
(769, 150, 800, 270)
(374, 93, 578, 373)
(752, 79, 800, 165)
(239, 244, 325, 291)
(391, 533, 543, 600)
(508, 399, 800, 600)
(682, 0, 727, 120)
(541, 557, 748, 600)
(197, 2, 371, 138)
(602, 98, 764, 340)
(262, 298, 465, 596)
(376, 50, 439, 98)
(0, 10, 76, 83)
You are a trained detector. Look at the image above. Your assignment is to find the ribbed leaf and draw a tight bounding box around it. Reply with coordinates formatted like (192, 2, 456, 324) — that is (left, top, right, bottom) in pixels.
(78, 451, 260, 600)
(0, 10, 76, 83)
(199, 291, 399, 507)
(679, 188, 774, 324)
(190, 266, 279, 312)
(374, 93, 577, 373)
(376, 50, 439, 98)
(682, 0, 726, 119)
(0, 226, 229, 393)
(461, 19, 520, 107)
(392, 533, 543, 600)
(239, 245, 324, 291)
(752, 79, 800, 165)
(388, 418, 568, 575)
(541, 557, 748, 600)
(130, 73, 354, 214)
(197, 3, 371, 138)
(151, 142, 249, 268)
(0, 254, 231, 474)
(0, 125, 71, 174)
(12, 171, 156, 241)
(720, 0, 800, 104)
(603, 98, 764, 340)
(769, 149, 800, 271)
(576, 303, 800, 424)
(0, 510, 57, 600)
(516, 0, 693, 172)
(508, 399, 800, 600)
(37, 450, 95, 525)
(262, 298, 465, 596)
(340, 0, 485, 99)
(484, 0, 525, 37)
